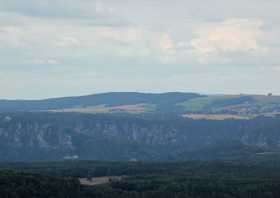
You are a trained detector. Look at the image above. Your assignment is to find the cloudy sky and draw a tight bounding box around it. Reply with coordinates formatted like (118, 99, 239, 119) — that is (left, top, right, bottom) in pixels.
(0, 0, 280, 99)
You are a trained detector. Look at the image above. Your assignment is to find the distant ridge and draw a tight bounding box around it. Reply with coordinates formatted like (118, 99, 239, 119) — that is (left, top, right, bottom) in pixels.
(0, 92, 202, 113)
(1, 92, 280, 161)
(0, 92, 280, 117)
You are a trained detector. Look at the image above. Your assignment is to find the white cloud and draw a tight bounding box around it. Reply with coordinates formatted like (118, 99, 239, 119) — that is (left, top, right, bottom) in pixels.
(94, 27, 144, 43)
(157, 33, 175, 55)
(1, 1, 280, 98)
(25, 58, 59, 65)
(0, 17, 177, 66)
(191, 19, 265, 62)
(0, 26, 21, 46)
(0, 0, 113, 18)
(57, 36, 81, 48)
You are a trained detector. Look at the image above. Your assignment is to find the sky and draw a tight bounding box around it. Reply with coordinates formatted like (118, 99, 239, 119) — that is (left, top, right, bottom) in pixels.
(0, 0, 280, 99)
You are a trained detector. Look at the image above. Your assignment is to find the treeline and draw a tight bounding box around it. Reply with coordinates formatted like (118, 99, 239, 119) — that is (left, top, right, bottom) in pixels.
(0, 170, 79, 198)
(2, 161, 280, 198)
(0, 161, 183, 178)
(2, 160, 280, 179)
(82, 178, 280, 198)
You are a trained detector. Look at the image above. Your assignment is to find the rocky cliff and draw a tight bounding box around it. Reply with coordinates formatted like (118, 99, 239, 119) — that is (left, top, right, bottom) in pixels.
(1, 112, 280, 161)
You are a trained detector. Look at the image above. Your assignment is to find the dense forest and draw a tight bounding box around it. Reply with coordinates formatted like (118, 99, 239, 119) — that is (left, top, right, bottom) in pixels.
(0, 170, 80, 198)
(1, 161, 280, 198)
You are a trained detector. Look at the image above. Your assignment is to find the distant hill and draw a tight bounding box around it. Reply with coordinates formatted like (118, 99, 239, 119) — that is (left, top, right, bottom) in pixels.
(1, 92, 280, 118)
(1, 92, 280, 162)
(0, 92, 201, 114)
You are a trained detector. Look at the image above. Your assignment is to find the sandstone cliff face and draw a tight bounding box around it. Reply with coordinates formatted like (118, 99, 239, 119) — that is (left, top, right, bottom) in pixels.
(0, 113, 280, 161)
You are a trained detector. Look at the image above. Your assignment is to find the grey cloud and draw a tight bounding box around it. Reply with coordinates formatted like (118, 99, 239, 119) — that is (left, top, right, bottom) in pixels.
(0, 0, 130, 27)
(0, 0, 107, 18)
(0, 0, 280, 98)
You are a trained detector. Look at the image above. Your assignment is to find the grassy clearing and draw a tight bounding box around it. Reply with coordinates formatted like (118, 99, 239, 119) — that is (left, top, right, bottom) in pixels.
(183, 113, 253, 120)
(46, 103, 156, 114)
(79, 176, 122, 186)
(178, 95, 237, 112)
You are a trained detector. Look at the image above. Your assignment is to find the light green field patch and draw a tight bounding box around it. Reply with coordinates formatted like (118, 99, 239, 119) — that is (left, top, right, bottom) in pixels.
(183, 113, 254, 120)
(46, 103, 156, 114)
(252, 95, 280, 105)
(247, 95, 280, 112)
(178, 95, 237, 112)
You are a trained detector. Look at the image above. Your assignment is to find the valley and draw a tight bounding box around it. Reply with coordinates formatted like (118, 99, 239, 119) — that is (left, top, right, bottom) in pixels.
(1, 92, 280, 198)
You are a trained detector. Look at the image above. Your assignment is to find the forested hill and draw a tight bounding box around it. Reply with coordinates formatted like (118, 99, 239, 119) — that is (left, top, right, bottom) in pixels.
(1, 92, 280, 162)
(0, 92, 200, 113)
(1, 92, 280, 117)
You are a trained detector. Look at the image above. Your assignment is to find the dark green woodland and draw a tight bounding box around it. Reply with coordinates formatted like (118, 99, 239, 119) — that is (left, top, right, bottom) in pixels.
(2, 161, 280, 198)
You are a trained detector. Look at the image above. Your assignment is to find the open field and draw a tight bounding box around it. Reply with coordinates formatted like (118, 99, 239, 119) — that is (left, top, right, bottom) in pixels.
(178, 95, 237, 112)
(183, 113, 253, 120)
(79, 176, 122, 186)
(46, 103, 155, 114)
(183, 112, 280, 120)
(179, 94, 280, 116)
